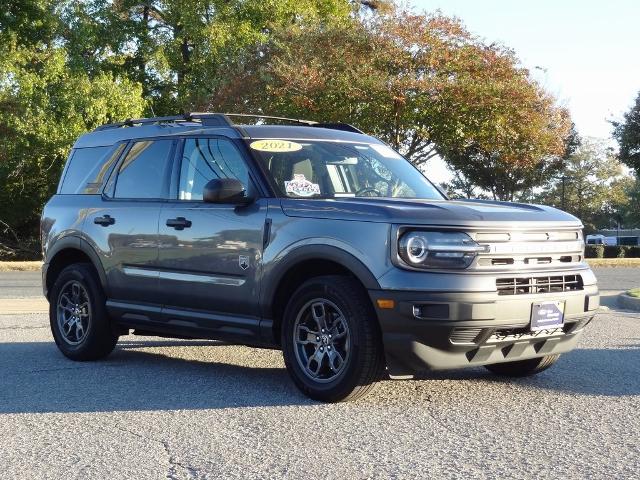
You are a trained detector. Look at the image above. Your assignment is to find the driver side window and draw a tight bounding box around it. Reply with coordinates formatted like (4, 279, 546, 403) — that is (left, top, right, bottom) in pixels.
(179, 138, 249, 201)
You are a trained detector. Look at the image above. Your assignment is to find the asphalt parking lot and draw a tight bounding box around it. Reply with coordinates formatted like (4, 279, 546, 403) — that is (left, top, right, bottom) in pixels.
(0, 268, 639, 479)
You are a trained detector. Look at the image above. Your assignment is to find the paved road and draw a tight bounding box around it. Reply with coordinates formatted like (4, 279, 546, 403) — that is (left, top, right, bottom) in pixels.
(0, 271, 42, 299)
(592, 267, 640, 292)
(0, 268, 639, 479)
(0, 311, 638, 479)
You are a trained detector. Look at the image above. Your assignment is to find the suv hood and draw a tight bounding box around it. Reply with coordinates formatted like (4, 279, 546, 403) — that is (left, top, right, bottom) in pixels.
(280, 198, 583, 229)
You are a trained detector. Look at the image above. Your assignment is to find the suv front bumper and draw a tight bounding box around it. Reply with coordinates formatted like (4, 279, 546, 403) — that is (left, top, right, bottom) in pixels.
(369, 284, 599, 377)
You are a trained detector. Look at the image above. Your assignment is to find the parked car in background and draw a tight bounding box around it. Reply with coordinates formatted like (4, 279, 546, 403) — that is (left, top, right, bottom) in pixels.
(586, 234, 617, 246)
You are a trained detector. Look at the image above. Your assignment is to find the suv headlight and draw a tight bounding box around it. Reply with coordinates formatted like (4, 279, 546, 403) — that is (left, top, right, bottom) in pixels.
(398, 231, 487, 269)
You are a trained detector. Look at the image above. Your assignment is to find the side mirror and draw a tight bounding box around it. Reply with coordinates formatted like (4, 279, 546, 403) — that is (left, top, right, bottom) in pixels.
(203, 178, 251, 204)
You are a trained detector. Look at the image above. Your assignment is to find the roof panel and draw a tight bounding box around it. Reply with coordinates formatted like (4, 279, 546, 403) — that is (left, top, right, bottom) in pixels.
(72, 123, 380, 149)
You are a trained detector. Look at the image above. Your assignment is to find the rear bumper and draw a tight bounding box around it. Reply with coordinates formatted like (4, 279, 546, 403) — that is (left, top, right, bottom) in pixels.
(369, 284, 599, 377)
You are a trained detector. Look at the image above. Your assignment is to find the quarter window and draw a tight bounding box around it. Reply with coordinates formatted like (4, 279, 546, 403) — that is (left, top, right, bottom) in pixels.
(114, 140, 173, 199)
(60, 145, 124, 194)
(179, 138, 249, 201)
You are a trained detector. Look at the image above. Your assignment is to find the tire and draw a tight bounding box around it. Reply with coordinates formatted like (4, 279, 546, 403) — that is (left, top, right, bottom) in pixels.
(281, 275, 385, 402)
(49, 263, 118, 361)
(484, 354, 560, 377)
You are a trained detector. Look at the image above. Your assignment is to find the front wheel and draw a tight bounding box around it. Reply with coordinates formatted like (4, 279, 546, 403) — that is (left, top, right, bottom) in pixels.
(484, 354, 560, 377)
(281, 276, 385, 402)
(49, 263, 118, 361)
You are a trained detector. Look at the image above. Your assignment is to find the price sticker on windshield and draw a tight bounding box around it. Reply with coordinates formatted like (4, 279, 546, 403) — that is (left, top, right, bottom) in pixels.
(250, 140, 303, 153)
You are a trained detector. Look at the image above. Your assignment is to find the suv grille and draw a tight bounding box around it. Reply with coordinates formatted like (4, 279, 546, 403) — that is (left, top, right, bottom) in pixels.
(496, 274, 583, 296)
(470, 229, 584, 270)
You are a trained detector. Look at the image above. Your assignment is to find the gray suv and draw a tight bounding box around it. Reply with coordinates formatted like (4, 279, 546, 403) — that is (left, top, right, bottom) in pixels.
(41, 113, 599, 402)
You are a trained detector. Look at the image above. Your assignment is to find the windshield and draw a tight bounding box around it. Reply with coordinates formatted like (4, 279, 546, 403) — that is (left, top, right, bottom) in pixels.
(248, 139, 444, 200)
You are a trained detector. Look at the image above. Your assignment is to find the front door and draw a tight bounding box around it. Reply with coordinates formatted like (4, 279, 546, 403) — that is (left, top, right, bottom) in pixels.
(156, 137, 267, 337)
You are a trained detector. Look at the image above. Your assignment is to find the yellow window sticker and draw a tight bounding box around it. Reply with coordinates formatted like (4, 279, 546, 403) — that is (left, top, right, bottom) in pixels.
(250, 139, 303, 153)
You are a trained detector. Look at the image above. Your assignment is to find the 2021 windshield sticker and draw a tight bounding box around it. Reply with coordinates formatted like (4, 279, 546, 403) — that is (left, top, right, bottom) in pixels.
(250, 139, 303, 153)
(284, 174, 321, 197)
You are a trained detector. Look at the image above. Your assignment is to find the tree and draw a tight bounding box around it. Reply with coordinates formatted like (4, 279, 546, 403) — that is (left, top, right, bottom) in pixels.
(442, 172, 489, 200)
(57, 0, 354, 114)
(0, 45, 146, 254)
(618, 178, 640, 228)
(613, 91, 640, 174)
(0, 0, 59, 48)
(532, 139, 633, 232)
(0, 0, 358, 257)
(216, 8, 572, 200)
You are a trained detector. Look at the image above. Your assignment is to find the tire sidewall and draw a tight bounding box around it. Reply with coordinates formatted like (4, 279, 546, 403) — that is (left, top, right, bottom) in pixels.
(281, 278, 372, 400)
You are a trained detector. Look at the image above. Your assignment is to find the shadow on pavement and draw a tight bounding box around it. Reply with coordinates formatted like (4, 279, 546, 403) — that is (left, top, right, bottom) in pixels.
(410, 346, 640, 397)
(1, 340, 638, 414)
(0, 340, 311, 414)
(599, 292, 624, 310)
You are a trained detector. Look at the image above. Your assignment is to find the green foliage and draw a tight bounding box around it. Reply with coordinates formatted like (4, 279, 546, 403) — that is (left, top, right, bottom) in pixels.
(617, 176, 640, 228)
(0, 0, 352, 255)
(442, 172, 489, 199)
(613, 91, 640, 174)
(628, 246, 640, 258)
(584, 245, 604, 259)
(0, 46, 146, 240)
(602, 246, 631, 259)
(532, 139, 635, 232)
(56, 0, 353, 113)
(0, 0, 59, 47)
(585, 245, 640, 259)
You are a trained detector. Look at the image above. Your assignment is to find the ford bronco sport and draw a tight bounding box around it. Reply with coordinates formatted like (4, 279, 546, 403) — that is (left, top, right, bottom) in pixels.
(41, 113, 599, 402)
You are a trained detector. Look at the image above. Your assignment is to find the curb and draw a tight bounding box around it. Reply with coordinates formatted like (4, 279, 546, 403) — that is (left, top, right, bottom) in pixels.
(618, 293, 640, 311)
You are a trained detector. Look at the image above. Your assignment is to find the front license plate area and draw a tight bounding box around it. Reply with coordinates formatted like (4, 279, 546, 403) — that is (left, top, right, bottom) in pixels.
(530, 301, 565, 331)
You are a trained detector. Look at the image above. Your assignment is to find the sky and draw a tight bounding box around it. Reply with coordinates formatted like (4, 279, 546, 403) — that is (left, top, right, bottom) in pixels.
(409, 0, 640, 183)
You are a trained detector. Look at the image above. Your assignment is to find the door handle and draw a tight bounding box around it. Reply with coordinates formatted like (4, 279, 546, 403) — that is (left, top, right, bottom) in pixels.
(166, 217, 192, 230)
(94, 215, 115, 227)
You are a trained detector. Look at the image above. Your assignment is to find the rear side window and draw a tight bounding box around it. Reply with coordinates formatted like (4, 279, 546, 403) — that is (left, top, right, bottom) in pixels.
(178, 138, 249, 200)
(113, 140, 174, 199)
(59, 145, 124, 194)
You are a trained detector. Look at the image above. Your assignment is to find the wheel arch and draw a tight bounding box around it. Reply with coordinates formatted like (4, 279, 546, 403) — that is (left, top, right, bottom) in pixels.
(44, 237, 107, 300)
(262, 245, 380, 344)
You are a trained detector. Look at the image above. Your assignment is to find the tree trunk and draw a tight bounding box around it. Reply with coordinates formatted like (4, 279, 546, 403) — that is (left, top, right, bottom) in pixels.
(137, 5, 150, 95)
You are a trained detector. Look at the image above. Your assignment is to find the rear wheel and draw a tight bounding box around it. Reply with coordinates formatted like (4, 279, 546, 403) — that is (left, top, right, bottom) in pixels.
(49, 263, 118, 361)
(484, 354, 560, 377)
(281, 275, 385, 402)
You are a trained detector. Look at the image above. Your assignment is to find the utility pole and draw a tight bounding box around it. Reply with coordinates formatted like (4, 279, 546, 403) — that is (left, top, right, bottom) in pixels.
(561, 175, 566, 211)
(617, 214, 622, 246)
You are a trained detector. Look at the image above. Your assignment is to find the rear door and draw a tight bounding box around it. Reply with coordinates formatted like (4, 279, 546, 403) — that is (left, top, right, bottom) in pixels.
(156, 137, 267, 336)
(84, 139, 176, 309)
